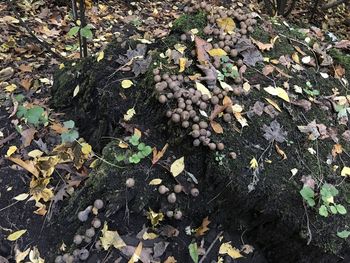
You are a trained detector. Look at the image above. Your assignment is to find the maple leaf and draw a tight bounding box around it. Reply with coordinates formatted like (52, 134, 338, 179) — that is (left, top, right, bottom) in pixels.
(30, 177, 54, 202)
(261, 120, 287, 143)
(195, 217, 210, 237)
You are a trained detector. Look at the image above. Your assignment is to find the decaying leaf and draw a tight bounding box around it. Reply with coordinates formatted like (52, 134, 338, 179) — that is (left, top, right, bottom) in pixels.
(152, 143, 168, 165)
(124, 107, 136, 121)
(208, 48, 227, 57)
(128, 242, 143, 263)
(264, 86, 290, 102)
(164, 256, 177, 263)
(234, 112, 248, 128)
(179, 57, 187, 72)
(30, 177, 54, 202)
(100, 223, 126, 250)
(275, 143, 287, 159)
(15, 247, 31, 263)
(261, 120, 287, 143)
(146, 208, 164, 227)
(219, 242, 243, 259)
(341, 167, 350, 177)
(251, 36, 278, 51)
(250, 158, 258, 170)
(97, 50, 104, 62)
(216, 17, 235, 33)
(194, 37, 211, 64)
(265, 98, 281, 112)
(195, 82, 212, 98)
(195, 217, 210, 237)
(210, 121, 223, 134)
(170, 157, 185, 177)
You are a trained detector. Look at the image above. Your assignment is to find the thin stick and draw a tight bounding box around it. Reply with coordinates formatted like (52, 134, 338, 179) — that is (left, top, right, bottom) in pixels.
(199, 231, 223, 263)
(303, 203, 312, 245)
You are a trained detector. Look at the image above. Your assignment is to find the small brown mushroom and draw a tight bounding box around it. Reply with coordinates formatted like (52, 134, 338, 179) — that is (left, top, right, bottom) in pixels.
(174, 210, 183, 220)
(217, 143, 225, 151)
(193, 139, 201, 146)
(191, 188, 199, 197)
(158, 185, 169, 194)
(171, 113, 181, 123)
(126, 178, 135, 188)
(167, 193, 177, 204)
(174, 184, 183, 193)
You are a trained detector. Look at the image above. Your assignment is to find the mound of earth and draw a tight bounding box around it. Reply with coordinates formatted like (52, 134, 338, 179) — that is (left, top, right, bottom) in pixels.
(48, 1, 350, 262)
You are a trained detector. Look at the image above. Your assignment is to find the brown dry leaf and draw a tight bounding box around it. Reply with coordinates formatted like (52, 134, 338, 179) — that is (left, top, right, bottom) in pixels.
(275, 143, 287, 160)
(30, 177, 54, 202)
(251, 36, 278, 51)
(334, 65, 345, 78)
(18, 64, 33, 73)
(262, 64, 275, 76)
(8, 157, 39, 177)
(50, 122, 68, 134)
(20, 78, 32, 91)
(332, 144, 343, 158)
(234, 112, 248, 128)
(292, 52, 300, 64)
(164, 256, 177, 263)
(334, 40, 350, 50)
(195, 217, 211, 237)
(152, 143, 169, 165)
(195, 36, 211, 64)
(209, 104, 227, 121)
(294, 45, 306, 55)
(274, 66, 292, 78)
(21, 128, 36, 147)
(210, 121, 224, 134)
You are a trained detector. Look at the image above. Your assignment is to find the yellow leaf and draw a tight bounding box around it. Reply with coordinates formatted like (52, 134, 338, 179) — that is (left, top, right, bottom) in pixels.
(81, 143, 92, 155)
(6, 145, 17, 157)
(121, 80, 134, 89)
(142, 232, 158, 240)
(341, 167, 350, 177)
(195, 217, 211, 237)
(231, 104, 243, 113)
(219, 242, 243, 259)
(97, 50, 104, 62)
(100, 223, 126, 250)
(170, 157, 185, 177)
(28, 247, 44, 263)
(59, 63, 65, 69)
(179, 57, 187, 73)
(174, 43, 187, 54)
(219, 81, 233, 91)
(13, 193, 29, 201)
(15, 247, 31, 263)
(30, 178, 54, 202)
(275, 143, 287, 160)
(152, 143, 168, 165)
(292, 52, 300, 64)
(134, 128, 142, 138)
(210, 121, 224, 134)
(89, 159, 99, 168)
(195, 82, 212, 98)
(7, 229, 27, 241)
(128, 242, 143, 263)
(73, 85, 80, 97)
(265, 98, 281, 112)
(243, 82, 251, 92)
(216, 17, 235, 33)
(234, 112, 248, 128)
(118, 141, 129, 148)
(164, 256, 177, 263)
(5, 84, 17, 93)
(264, 86, 290, 102)
(28, 149, 44, 158)
(124, 107, 136, 121)
(149, 178, 162, 185)
(250, 158, 258, 170)
(146, 208, 164, 227)
(208, 48, 227, 57)
(8, 157, 39, 177)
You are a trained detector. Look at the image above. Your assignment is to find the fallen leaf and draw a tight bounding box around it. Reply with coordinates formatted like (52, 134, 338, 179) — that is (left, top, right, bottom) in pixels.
(275, 143, 287, 159)
(7, 230, 27, 241)
(164, 256, 177, 263)
(195, 217, 211, 237)
(15, 247, 30, 263)
(208, 48, 227, 57)
(124, 107, 136, 121)
(216, 17, 235, 33)
(18, 64, 33, 72)
(265, 98, 281, 112)
(332, 144, 342, 158)
(179, 57, 187, 73)
(122, 80, 134, 89)
(149, 178, 162, 185)
(292, 52, 300, 64)
(234, 112, 248, 127)
(219, 242, 243, 259)
(97, 50, 104, 62)
(146, 208, 164, 227)
(100, 223, 126, 250)
(170, 157, 185, 177)
(6, 145, 17, 157)
(250, 158, 258, 170)
(13, 193, 29, 201)
(341, 167, 350, 177)
(195, 82, 212, 98)
(262, 65, 275, 76)
(128, 242, 143, 263)
(142, 232, 158, 240)
(194, 37, 211, 64)
(152, 143, 168, 165)
(20, 78, 33, 91)
(81, 143, 92, 155)
(210, 121, 224, 134)
(264, 86, 290, 102)
(73, 85, 79, 97)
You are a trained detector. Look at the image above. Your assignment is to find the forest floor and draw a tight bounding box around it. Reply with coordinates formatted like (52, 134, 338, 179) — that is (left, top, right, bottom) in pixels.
(0, 0, 349, 263)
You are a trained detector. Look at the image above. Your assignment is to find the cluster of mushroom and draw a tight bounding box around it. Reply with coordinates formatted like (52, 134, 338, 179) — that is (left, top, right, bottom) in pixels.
(55, 199, 104, 263)
(158, 184, 199, 220)
(154, 70, 228, 150)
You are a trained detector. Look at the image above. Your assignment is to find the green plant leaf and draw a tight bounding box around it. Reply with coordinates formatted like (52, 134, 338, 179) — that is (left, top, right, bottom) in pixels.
(330, 205, 338, 214)
(80, 26, 93, 39)
(26, 106, 45, 125)
(137, 151, 145, 159)
(337, 230, 350, 239)
(336, 204, 347, 215)
(16, 106, 27, 118)
(137, 143, 145, 151)
(116, 154, 125, 162)
(188, 242, 198, 263)
(63, 120, 75, 129)
(61, 130, 79, 143)
(300, 186, 315, 207)
(319, 205, 329, 217)
(142, 146, 152, 156)
(129, 135, 140, 146)
(68, 26, 80, 37)
(129, 154, 140, 164)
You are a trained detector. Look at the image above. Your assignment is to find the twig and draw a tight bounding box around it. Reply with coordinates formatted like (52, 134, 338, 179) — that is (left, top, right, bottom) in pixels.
(0, 132, 17, 148)
(303, 202, 312, 245)
(322, 0, 347, 9)
(9, 1, 65, 61)
(199, 231, 223, 263)
(79, 0, 88, 57)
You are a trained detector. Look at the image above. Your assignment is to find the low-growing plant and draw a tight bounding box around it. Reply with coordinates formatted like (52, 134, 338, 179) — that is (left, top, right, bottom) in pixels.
(17, 104, 48, 127)
(215, 152, 225, 166)
(115, 133, 152, 164)
(300, 183, 347, 217)
(61, 120, 79, 143)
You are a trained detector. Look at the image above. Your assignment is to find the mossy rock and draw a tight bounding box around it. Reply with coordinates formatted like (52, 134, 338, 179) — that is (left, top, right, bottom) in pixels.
(49, 12, 350, 262)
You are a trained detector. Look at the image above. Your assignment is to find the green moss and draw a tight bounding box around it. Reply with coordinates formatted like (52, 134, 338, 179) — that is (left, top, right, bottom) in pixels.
(329, 49, 350, 70)
(172, 12, 207, 35)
